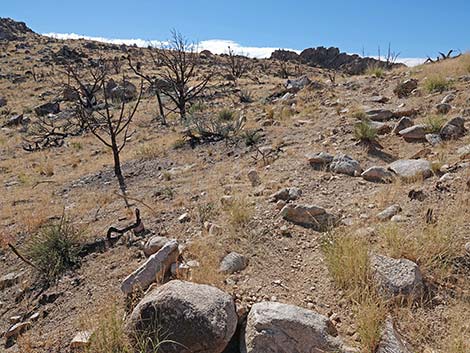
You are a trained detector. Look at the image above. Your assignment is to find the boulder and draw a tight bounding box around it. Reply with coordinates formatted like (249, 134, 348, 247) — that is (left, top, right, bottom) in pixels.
(143, 235, 171, 257)
(126, 280, 237, 353)
(388, 159, 432, 180)
(281, 204, 336, 231)
(242, 301, 344, 353)
(392, 117, 413, 135)
(366, 109, 394, 122)
(361, 166, 394, 183)
(330, 154, 362, 176)
(121, 240, 179, 295)
(399, 124, 427, 141)
(220, 252, 248, 274)
(440, 117, 466, 140)
(371, 254, 423, 298)
(34, 101, 60, 116)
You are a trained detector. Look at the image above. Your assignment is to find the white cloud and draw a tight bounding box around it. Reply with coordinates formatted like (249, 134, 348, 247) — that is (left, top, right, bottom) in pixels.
(43, 32, 424, 66)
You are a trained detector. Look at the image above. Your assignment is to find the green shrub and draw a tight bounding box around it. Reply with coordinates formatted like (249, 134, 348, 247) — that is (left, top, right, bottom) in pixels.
(218, 108, 235, 122)
(424, 75, 453, 93)
(366, 64, 385, 78)
(354, 119, 377, 142)
(24, 215, 82, 283)
(239, 90, 253, 103)
(425, 115, 445, 133)
(241, 129, 262, 147)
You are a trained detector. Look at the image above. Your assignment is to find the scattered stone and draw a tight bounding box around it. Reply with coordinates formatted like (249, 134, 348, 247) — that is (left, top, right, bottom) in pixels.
(330, 154, 362, 176)
(121, 240, 179, 295)
(371, 254, 423, 298)
(369, 95, 389, 103)
(5, 321, 31, 339)
(440, 117, 466, 140)
(369, 121, 392, 135)
(361, 166, 394, 183)
(391, 215, 406, 223)
(220, 252, 248, 274)
(170, 262, 190, 277)
(270, 187, 302, 202)
(70, 331, 92, 350)
(247, 169, 261, 187)
(281, 204, 336, 231)
(388, 159, 433, 180)
(366, 109, 394, 122)
(178, 212, 190, 223)
(425, 133, 442, 146)
(9, 316, 21, 324)
(399, 124, 427, 141)
(376, 318, 411, 353)
(126, 280, 237, 353)
(143, 235, 171, 257)
(0, 96, 6, 107)
(221, 195, 234, 206)
(377, 204, 401, 221)
(285, 76, 311, 92)
(394, 79, 418, 98)
(441, 93, 455, 104)
(306, 151, 333, 169)
(0, 271, 24, 290)
(34, 101, 59, 116)
(435, 103, 451, 114)
(457, 145, 470, 160)
(392, 117, 413, 135)
(243, 301, 345, 353)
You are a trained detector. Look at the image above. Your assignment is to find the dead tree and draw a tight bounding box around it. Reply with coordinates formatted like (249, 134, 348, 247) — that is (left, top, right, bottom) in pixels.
(128, 53, 167, 125)
(225, 46, 250, 82)
(425, 49, 461, 64)
(68, 64, 143, 206)
(156, 30, 212, 121)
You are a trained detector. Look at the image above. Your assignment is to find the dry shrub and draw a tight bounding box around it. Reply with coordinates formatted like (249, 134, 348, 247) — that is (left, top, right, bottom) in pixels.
(185, 237, 224, 286)
(225, 195, 254, 227)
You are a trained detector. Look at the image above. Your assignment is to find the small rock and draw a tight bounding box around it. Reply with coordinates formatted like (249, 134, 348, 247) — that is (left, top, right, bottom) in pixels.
(143, 235, 171, 257)
(366, 109, 394, 121)
(392, 117, 413, 135)
(388, 159, 433, 180)
(34, 101, 59, 116)
(371, 254, 423, 299)
(391, 215, 406, 223)
(440, 117, 466, 140)
(399, 124, 427, 141)
(270, 187, 302, 202)
(178, 212, 190, 223)
(394, 79, 418, 98)
(465, 242, 470, 254)
(5, 321, 31, 339)
(247, 169, 261, 187)
(306, 151, 333, 169)
(330, 153, 362, 176)
(435, 103, 451, 114)
(425, 133, 442, 146)
(457, 145, 470, 159)
(281, 203, 337, 231)
(376, 318, 411, 353)
(361, 166, 394, 183)
(441, 93, 455, 104)
(220, 252, 248, 274)
(377, 204, 401, 221)
(70, 331, 93, 350)
(0, 271, 24, 290)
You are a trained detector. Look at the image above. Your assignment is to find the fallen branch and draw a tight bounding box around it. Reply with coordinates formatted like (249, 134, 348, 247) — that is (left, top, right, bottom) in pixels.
(8, 244, 38, 270)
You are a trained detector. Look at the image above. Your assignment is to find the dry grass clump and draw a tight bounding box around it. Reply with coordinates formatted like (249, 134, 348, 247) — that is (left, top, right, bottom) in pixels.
(322, 230, 371, 299)
(365, 64, 385, 78)
(414, 53, 470, 78)
(423, 75, 453, 93)
(224, 194, 254, 227)
(185, 238, 225, 286)
(134, 143, 163, 160)
(355, 295, 387, 353)
(442, 303, 470, 353)
(350, 107, 367, 120)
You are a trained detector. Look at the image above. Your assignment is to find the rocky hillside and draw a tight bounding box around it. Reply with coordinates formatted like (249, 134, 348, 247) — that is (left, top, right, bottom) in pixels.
(0, 18, 469, 353)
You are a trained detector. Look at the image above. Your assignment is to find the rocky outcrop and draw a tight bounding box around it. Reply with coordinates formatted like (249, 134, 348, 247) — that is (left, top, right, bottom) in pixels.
(126, 280, 237, 353)
(271, 46, 403, 75)
(242, 301, 345, 353)
(0, 18, 34, 41)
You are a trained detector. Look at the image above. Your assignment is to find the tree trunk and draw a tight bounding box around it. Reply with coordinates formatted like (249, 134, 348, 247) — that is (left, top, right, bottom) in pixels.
(155, 89, 166, 125)
(111, 139, 130, 207)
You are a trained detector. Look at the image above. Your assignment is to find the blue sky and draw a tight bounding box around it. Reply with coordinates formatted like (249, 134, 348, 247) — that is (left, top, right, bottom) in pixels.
(2, 0, 470, 61)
